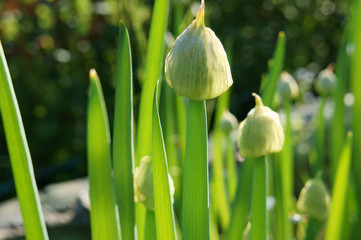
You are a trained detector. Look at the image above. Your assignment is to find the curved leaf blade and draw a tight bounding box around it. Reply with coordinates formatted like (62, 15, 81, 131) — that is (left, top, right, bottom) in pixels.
(87, 69, 121, 240)
(113, 21, 136, 240)
(152, 81, 177, 240)
(325, 132, 353, 240)
(136, 0, 170, 163)
(260, 31, 286, 106)
(0, 41, 49, 240)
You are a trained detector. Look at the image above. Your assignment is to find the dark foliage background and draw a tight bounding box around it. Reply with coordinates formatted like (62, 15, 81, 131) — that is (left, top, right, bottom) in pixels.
(0, 0, 349, 200)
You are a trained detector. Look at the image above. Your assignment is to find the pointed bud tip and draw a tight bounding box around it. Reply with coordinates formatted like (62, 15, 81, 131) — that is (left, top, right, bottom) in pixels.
(195, 0, 205, 27)
(326, 63, 335, 72)
(237, 93, 284, 158)
(252, 93, 264, 107)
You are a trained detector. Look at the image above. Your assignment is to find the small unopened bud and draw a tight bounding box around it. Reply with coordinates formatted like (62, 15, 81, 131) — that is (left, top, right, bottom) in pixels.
(164, 0, 233, 100)
(297, 178, 330, 220)
(134, 156, 175, 211)
(315, 64, 336, 96)
(278, 71, 299, 100)
(220, 111, 238, 133)
(237, 93, 285, 158)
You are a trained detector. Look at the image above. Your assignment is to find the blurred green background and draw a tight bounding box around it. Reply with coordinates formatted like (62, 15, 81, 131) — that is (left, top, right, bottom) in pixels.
(0, 0, 349, 200)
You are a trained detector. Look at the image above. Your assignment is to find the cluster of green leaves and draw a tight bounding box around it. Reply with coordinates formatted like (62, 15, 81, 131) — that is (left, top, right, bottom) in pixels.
(0, 0, 352, 198)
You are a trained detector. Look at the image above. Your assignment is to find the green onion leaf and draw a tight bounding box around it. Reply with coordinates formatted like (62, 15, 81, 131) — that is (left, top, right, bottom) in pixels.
(325, 132, 353, 240)
(136, 0, 169, 164)
(162, 82, 183, 220)
(0, 41, 49, 240)
(152, 81, 177, 240)
(113, 21, 136, 240)
(350, 0, 361, 234)
(211, 129, 230, 230)
(251, 157, 267, 240)
(227, 159, 254, 240)
(260, 31, 286, 106)
(87, 69, 121, 240)
(330, 32, 349, 182)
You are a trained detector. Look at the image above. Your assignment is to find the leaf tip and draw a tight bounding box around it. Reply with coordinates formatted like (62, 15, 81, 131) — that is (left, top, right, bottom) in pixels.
(89, 69, 98, 80)
(119, 20, 126, 29)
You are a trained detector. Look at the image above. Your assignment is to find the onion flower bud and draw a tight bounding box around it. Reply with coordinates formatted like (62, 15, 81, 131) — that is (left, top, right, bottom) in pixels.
(315, 65, 336, 96)
(219, 111, 238, 133)
(134, 156, 175, 211)
(237, 93, 285, 158)
(164, 0, 233, 100)
(278, 71, 299, 100)
(297, 178, 330, 220)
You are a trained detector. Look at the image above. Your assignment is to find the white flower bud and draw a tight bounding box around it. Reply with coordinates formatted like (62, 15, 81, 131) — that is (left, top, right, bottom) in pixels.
(237, 93, 285, 158)
(134, 156, 175, 211)
(165, 0, 232, 100)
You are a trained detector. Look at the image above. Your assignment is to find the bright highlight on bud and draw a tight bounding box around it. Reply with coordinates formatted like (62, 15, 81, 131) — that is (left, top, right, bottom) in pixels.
(165, 0, 233, 100)
(278, 71, 299, 100)
(220, 111, 238, 133)
(315, 64, 336, 96)
(237, 93, 285, 158)
(297, 178, 330, 220)
(134, 156, 175, 211)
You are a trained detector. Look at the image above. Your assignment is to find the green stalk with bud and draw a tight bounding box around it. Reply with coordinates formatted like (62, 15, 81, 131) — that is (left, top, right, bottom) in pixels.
(165, 0, 233, 238)
(134, 156, 176, 239)
(297, 177, 330, 240)
(219, 111, 239, 201)
(237, 93, 285, 240)
(314, 65, 336, 175)
(134, 157, 157, 239)
(278, 71, 298, 196)
(274, 71, 299, 240)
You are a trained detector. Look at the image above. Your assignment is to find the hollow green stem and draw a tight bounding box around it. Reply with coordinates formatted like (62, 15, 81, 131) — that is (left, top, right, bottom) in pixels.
(279, 99, 294, 239)
(182, 99, 209, 240)
(274, 153, 286, 240)
(212, 129, 230, 230)
(175, 95, 187, 162)
(314, 96, 327, 175)
(226, 135, 237, 201)
(305, 217, 322, 240)
(173, 2, 185, 36)
(226, 159, 254, 240)
(330, 31, 348, 184)
(350, 0, 361, 236)
(209, 198, 220, 240)
(251, 156, 267, 240)
(163, 84, 183, 221)
(144, 210, 157, 240)
(283, 100, 293, 198)
(136, 0, 169, 165)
